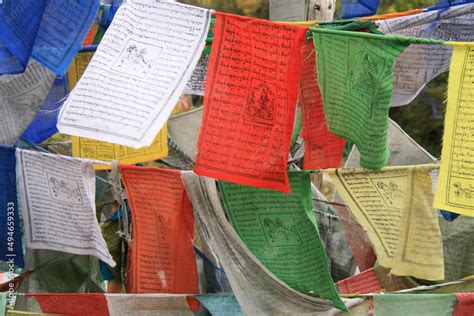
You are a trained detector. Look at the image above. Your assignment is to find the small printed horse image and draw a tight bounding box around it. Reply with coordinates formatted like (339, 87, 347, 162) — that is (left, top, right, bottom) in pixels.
(117, 44, 151, 75)
(262, 217, 301, 245)
(453, 182, 474, 199)
(376, 181, 405, 206)
(49, 176, 82, 203)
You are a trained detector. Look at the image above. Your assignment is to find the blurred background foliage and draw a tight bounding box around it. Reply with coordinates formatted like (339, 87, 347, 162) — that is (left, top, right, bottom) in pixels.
(182, 0, 447, 157)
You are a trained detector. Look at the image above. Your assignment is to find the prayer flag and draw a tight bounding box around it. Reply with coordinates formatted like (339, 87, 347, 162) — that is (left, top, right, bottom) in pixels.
(434, 43, 474, 217)
(329, 164, 445, 280)
(219, 172, 346, 310)
(194, 13, 307, 193)
(299, 39, 345, 170)
(119, 166, 198, 294)
(311, 28, 439, 169)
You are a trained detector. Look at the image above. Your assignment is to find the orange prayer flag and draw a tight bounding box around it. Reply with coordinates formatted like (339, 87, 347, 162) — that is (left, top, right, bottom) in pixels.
(82, 20, 99, 46)
(299, 39, 345, 170)
(194, 12, 307, 194)
(30, 294, 109, 316)
(337, 268, 382, 295)
(360, 9, 424, 21)
(120, 165, 199, 294)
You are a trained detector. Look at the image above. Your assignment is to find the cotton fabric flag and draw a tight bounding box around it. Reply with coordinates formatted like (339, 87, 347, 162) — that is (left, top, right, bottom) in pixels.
(182, 171, 350, 315)
(329, 164, 445, 280)
(337, 268, 382, 295)
(31, 0, 100, 76)
(345, 119, 437, 168)
(453, 293, 474, 316)
(373, 294, 456, 316)
(311, 28, 439, 169)
(0, 60, 55, 146)
(57, 1, 212, 148)
(168, 107, 203, 161)
(311, 190, 358, 282)
(0, 0, 46, 74)
(434, 44, 474, 217)
(196, 294, 243, 316)
(23, 49, 95, 144)
(0, 146, 24, 267)
(0, 292, 6, 315)
(105, 294, 195, 316)
(439, 215, 474, 281)
(30, 294, 109, 316)
(119, 166, 198, 294)
(16, 149, 115, 267)
(299, 39, 345, 170)
(219, 172, 346, 310)
(377, 3, 474, 107)
(21, 76, 69, 144)
(34, 253, 104, 293)
(194, 13, 307, 193)
(0, 0, 100, 75)
(341, 0, 380, 19)
(72, 127, 168, 170)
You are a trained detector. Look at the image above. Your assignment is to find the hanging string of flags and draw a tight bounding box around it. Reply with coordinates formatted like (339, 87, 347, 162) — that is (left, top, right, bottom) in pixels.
(0, 0, 473, 315)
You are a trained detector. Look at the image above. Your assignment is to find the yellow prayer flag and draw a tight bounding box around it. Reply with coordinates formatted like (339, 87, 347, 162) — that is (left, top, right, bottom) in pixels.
(434, 44, 474, 217)
(329, 164, 444, 281)
(67, 51, 94, 89)
(71, 126, 168, 170)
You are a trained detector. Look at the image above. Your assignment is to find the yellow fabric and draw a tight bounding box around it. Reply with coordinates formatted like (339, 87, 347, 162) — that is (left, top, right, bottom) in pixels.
(329, 164, 444, 281)
(67, 51, 94, 89)
(71, 126, 168, 170)
(434, 44, 474, 217)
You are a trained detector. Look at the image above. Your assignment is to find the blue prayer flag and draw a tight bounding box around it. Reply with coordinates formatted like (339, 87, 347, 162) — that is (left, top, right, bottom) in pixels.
(0, 0, 100, 76)
(196, 294, 243, 316)
(21, 76, 69, 144)
(341, 0, 380, 19)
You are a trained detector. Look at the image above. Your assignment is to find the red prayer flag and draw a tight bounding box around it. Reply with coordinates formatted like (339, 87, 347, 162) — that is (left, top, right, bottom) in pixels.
(194, 12, 307, 193)
(337, 268, 382, 295)
(30, 293, 109, 316)
(299, 39, 345, 170)
(453, 293, 474, 316)
(120, 165, 199, 294)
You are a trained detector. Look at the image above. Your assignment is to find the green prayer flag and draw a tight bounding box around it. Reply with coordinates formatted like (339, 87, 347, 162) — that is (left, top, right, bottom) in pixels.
(1, 292, 6, 316)
(35, 253, 104, 293)
(311, 28, 440, 169)
(219, 172, 346, 311)
(374, 294, 456, 316)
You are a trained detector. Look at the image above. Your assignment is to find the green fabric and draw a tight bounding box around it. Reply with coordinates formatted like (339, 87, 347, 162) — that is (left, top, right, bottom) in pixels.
(311, 28, 440, 169)
(219, 172, 346, 311)
(101, 219, 123, 282)
(291, 106, 302, 149)
(374, 294, 456, 316)
(35, 253, 104, 293)
(319, 20, 383, 34)
(1, 292, 6, 316)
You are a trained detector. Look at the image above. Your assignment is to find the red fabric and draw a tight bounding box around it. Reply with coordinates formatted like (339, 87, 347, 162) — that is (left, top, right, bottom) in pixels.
(333, 205, 377, 271)
(0, 270, 32, 292)
(337, 268, 382, 295)
(453, 293, 474, 316)
(299, 39, 345, 170)
(30, 294, 109, 316)
(194, 12, 307, 193)
(82, 21, 98, 45)
(120, 165, 199, 294)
